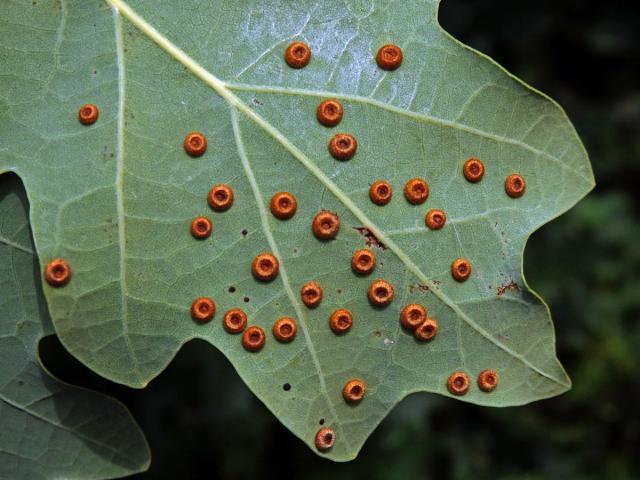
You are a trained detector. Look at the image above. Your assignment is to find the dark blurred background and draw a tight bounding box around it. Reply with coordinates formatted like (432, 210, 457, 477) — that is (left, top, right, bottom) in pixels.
(40, 1, 640, 478)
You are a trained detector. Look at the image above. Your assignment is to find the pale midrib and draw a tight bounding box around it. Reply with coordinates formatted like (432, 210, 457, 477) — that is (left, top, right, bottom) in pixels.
(112, 6, 143, 385)
(0, 236, 34, 255)
(106, 0, 569, 388)
(230, 109, 348, 449)
(1, 391, 136, 462)
(225, 83, 591, 184)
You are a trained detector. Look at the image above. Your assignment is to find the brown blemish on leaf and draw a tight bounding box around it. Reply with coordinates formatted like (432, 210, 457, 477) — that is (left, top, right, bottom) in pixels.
(463, 158, 485, 182)
(270, 192, 297, 220)
(328, 133, 357, 160)
(44, 258, 71, 287)
(208, 184, 234, 212)
(368, 279, 395, 307)
(353, 227, 386, 249)
(315, 427, 335, 452)
(242, 326, 266, 352)
(342, 379, 366, 403)
(272, 317, 297, 343)
(376, 44, 403, 70)
(404, 178, 429, 205)
(409, 284, 430, 294)
(285, 41, 311, 68)
(329, 309, 353, 334)
(505, 173, 526, 198)
(496, 281, 519, 296)
(300, 281, 323, 308)
(369, 180, 393, 206)
(312, 210, 340, 240)
(447, 371, 470, 396)
(190, 216, 212, 239)
(223, 308, 247, 334)
(78, 103, 99, 125)
(317, 99, 343, 127)
(183, 131, 207, 157)
(251, 253, 279, 282)
(351, 248, 377, 275)
(191, 297, 216, 323)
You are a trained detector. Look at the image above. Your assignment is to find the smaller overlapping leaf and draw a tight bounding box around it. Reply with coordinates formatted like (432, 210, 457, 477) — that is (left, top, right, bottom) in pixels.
(0, 174, 150, 480)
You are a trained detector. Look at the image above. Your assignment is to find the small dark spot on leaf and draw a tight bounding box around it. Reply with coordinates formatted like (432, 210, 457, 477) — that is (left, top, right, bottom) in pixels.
(336, 288, 342, 294)
(243, 296, 250, 303)
(373, 330, 382, 337)
(353, 226, 386, 249)
(228, 286, 236, 293)
(242, 229, 248, 237)
(283, 383, 291, 391)
(495, 333, 511, 342)
(319, 418, 325, 425)
(409, 284, 430, 294)
(17, 380, 24, 386)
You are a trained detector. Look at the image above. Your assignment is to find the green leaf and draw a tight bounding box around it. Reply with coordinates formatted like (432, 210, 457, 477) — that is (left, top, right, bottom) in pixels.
(0, 174, 150, 479)
(0, 0, 593, 460)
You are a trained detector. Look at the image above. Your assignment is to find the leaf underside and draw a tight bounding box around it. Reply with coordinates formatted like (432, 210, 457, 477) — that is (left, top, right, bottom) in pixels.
(0, 174, 150, 479)
(0, 0, 593, 461)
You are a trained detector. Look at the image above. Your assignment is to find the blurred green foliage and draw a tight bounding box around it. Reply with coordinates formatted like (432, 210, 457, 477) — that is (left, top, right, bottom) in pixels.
(40, 1, 639, 478)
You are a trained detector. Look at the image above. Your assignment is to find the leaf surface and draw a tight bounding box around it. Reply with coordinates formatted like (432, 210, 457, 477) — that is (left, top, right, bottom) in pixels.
(0, 0, 593, 460)
(0, 174, 150, 479)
